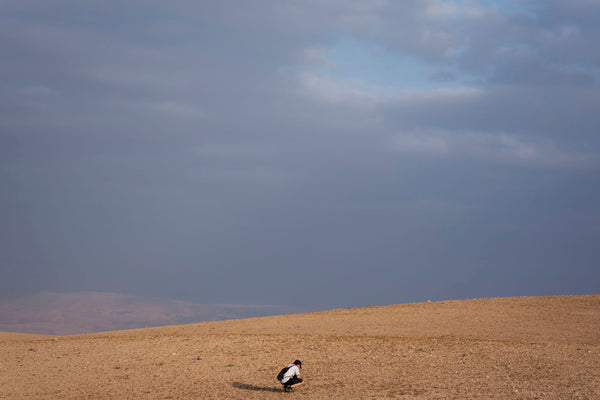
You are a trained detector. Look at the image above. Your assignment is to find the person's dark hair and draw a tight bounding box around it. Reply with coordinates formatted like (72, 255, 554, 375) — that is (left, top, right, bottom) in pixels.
(293, 359, 302, 368)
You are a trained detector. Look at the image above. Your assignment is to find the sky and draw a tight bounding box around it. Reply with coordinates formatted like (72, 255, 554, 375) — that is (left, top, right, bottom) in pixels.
(1, 0, 599, 308)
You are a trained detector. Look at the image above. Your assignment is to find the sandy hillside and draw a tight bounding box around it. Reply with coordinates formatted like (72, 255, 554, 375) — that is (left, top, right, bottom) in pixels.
(1, 295, 598, 399)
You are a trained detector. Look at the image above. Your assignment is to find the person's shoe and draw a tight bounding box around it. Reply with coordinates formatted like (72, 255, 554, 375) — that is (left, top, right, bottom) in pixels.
(283, 386, 293, 392)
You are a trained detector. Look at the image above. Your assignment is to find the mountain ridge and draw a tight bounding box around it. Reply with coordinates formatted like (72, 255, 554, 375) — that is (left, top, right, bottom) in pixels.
(0, 291, 319, 335)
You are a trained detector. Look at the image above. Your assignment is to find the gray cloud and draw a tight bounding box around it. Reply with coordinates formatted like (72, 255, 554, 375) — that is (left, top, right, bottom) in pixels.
(1, 0, 599, 307)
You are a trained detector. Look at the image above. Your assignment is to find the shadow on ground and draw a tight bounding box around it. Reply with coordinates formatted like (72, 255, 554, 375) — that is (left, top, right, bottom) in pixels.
(232, 382, 283, 393)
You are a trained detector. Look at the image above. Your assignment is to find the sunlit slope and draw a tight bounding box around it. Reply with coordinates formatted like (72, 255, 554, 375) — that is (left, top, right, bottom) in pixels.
(0, 332, 55, 342)
(83, 295, 600, 344)
(2, 295, 599, 399)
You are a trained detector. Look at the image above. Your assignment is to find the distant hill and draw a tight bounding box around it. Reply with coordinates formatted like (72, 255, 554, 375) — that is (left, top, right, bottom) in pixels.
(1, 295, 598, 399)
(0, 292, 315, 335)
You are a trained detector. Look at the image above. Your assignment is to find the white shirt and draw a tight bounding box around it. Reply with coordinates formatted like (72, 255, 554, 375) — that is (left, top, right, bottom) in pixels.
(281, 364, 300, 383)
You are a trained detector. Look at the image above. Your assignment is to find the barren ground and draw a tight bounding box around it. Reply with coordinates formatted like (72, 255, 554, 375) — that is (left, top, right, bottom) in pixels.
(1, 295, 599, 399)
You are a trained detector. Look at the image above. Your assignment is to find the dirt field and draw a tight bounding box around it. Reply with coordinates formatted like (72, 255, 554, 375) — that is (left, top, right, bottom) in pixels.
(1, 295, 599, 399)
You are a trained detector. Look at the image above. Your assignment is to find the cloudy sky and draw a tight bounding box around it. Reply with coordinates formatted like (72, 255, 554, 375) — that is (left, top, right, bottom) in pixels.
(2, 0, 599, 308)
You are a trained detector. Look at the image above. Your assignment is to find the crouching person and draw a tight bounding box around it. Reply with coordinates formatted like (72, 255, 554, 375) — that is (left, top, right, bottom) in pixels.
(279, 359, 304, 392)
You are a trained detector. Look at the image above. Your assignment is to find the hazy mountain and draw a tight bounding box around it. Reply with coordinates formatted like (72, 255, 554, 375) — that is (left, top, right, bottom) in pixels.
(0, 292, 314, 335)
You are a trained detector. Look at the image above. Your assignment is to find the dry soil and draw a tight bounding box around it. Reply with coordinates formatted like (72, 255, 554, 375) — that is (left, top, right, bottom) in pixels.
(1, 295, 599, 399)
